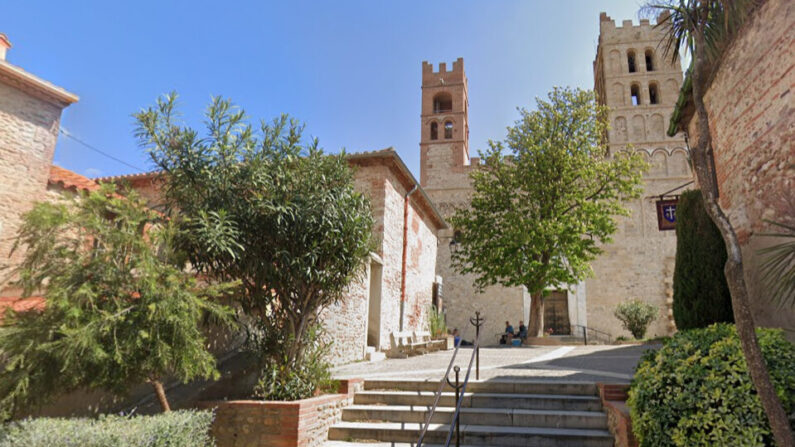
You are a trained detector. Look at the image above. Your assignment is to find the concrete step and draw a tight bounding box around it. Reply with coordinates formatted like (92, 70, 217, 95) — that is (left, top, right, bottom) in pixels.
(342, 405, 607, 430)
(366, 351, 387, 362)
(353, 391, 603, 412)
(327, 421, 613, 447)
(364, 379, 597, 396)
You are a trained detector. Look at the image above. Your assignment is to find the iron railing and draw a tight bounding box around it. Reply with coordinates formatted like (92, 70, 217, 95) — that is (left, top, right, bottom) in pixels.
(415, 331, 464, 446)
(570, 324, 613, 345)
(442, 330, 480, 447)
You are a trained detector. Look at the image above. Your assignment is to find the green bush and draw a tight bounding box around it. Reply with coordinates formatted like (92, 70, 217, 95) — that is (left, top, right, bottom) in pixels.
(252, 324, 335, 401)
(614, 299, 658, 339)
(0, 410, 215, 447)
(673, 190, 733, 329)
(427, 305, 447, 339)
(628, 324, 795, 447)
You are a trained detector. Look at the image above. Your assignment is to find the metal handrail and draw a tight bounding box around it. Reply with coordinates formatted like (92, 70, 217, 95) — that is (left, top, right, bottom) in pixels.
(415, 331, 465, 446)
(571, 324, 613, 345)
(443, 330, 481, 447)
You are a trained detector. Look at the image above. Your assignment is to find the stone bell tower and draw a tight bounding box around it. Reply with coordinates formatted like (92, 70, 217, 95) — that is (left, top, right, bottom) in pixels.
(419, 58, 531, 340)
(419, 57, 472, 211)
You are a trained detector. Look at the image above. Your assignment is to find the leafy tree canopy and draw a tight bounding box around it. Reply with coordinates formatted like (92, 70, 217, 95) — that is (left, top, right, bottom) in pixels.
(134, 94, 374, 371)
(0, 185, 233, 417)
(450, 87, 646, 336)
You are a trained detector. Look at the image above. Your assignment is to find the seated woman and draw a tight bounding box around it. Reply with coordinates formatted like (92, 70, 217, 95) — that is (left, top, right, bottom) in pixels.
(518, 321, 528, 340)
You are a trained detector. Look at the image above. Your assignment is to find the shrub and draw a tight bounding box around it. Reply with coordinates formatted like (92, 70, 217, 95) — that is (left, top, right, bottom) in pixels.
(0, 410, 215, 447)
(427, 305, 447, 339)
(628, 324, 795, 447)
(673, 189, 733, 329)
(614, 299, 658, 339)
(252, 324, 335, 401)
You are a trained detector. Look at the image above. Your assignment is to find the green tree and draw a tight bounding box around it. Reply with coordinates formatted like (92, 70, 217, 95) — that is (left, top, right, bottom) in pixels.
(134, 94, 373, 390)
(0, 185, 233, 418)
(449, 87, 646, 337)
(647, 1, 793, 443)
(673, 189, 733, 329)
(614, 299, 658, 339)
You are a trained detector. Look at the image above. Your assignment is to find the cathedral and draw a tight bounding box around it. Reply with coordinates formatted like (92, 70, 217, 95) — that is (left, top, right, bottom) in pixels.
(425, 12, 693, 340)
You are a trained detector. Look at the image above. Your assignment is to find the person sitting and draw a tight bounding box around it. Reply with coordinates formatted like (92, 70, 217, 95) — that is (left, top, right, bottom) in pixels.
(518, 321, 528, 340)
(452, 328, 473, 346)
(500, 321, 515, 345)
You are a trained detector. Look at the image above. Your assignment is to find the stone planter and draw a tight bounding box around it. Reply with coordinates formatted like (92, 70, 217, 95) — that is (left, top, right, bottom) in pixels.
(435, 335, 455, 350)
(198, 378, 363, 447)
(523, 336, 563, 346)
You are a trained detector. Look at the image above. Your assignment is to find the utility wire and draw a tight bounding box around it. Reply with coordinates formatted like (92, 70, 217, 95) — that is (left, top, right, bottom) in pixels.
(59, 127, 144, 172)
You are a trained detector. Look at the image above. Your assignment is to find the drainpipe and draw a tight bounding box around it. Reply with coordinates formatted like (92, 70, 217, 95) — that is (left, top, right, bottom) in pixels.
(400, 184, 419, 331)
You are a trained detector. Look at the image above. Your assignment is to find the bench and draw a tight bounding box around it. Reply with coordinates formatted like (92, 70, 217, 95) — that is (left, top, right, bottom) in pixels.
(388, 331, 428, 357)
(413, 331, 446, 352)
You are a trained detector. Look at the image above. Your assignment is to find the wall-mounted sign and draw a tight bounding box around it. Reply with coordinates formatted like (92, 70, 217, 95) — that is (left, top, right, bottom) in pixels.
(656, 198, 678, 231)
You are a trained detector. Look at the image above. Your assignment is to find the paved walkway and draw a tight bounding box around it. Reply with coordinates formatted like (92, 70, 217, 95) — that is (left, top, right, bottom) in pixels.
(332, 344, 655, 383)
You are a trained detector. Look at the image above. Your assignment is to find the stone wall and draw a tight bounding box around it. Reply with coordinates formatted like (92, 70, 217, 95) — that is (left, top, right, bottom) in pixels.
(590, 13, 692, 338)
(321, 157, 440, 363)
(0, 82, 64, 293)
(685, 0, 794, 335)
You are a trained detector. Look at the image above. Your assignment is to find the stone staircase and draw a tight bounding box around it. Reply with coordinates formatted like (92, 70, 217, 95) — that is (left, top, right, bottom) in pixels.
(326, 378, 613, 447)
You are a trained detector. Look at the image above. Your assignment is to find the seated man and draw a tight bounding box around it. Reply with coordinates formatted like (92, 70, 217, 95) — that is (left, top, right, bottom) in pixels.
(500, 321, 515, 344)
(518, 321, 528, 340)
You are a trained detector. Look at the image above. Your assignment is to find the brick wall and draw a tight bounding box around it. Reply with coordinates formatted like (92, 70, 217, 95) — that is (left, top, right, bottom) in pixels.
(200, 379, 363, 447)
(0, 82, 64, 293)
(686, 0, 794, 334)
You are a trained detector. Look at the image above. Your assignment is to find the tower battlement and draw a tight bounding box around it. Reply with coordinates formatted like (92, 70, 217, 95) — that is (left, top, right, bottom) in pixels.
(599, 11, 670, 35)
(422, 58, 466, 86)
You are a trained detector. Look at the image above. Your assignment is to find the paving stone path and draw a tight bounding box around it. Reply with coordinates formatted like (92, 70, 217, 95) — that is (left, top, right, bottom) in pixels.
(332, 344, 655, 383)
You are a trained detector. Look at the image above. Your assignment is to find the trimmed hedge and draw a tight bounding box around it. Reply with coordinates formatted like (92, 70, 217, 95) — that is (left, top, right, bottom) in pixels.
(672, 190, 733, 329)
(628, 323, 795, 447)
(0, 409, 215, 447)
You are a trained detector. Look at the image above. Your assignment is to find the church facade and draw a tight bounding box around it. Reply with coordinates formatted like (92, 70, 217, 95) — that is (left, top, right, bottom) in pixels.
(425, 12, 693, 341)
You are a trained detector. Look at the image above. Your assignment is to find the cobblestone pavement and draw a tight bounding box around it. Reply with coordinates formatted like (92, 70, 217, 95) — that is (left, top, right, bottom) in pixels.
(331, 344, 657, 383)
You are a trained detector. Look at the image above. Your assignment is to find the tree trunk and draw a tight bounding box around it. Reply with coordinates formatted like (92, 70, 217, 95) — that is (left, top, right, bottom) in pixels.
(149, 379, 171, 412)
(527, 291, 545, 337)
(690, 32, 793, 447)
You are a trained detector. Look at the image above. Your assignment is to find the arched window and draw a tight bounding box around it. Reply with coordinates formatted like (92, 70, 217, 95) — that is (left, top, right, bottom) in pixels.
(444, 121, 453, 139)
(630, 84, 641, 106)
(645, 50, 654, 71)
(649, 83, 660, 105)
(430, 122, 438, 140)
(433, 93, 453, 113)
(627, 50, 637, 73)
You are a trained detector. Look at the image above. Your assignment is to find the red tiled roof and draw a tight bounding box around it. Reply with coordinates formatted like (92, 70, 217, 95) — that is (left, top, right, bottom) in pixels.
(48, 165, 100, 192)
(0, 296, 45, 319)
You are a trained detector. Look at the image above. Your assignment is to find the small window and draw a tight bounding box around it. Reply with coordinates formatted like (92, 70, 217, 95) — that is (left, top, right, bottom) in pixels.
(630, 84, 641, 106)
(649, 83, 660, 105)
(433, 93, 453, 113)
(444, 121, 453, 139)
(430, 122, 438, 140)
(627, 50, 637, 73)
(645, 50, 654, 71)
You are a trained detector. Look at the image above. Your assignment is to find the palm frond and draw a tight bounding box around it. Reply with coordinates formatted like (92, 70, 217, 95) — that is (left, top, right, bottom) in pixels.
(758, 219, 795, 308)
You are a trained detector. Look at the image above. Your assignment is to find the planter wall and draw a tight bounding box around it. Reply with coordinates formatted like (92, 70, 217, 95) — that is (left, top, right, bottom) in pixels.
(597, 383, 638, 447)
(199, 378, 363, 447)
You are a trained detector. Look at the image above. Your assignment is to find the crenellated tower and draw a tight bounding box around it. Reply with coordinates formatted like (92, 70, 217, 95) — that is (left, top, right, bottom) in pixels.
(588, 12, 693, 336)
(419, 58, 472, 206)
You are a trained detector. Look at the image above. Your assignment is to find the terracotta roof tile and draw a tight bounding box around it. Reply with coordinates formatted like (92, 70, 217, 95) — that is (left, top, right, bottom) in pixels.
(48, 165, 100, 192)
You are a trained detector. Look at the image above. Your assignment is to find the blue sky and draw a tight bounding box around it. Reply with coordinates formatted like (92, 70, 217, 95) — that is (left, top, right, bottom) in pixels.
(3, 1, 646, 179)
